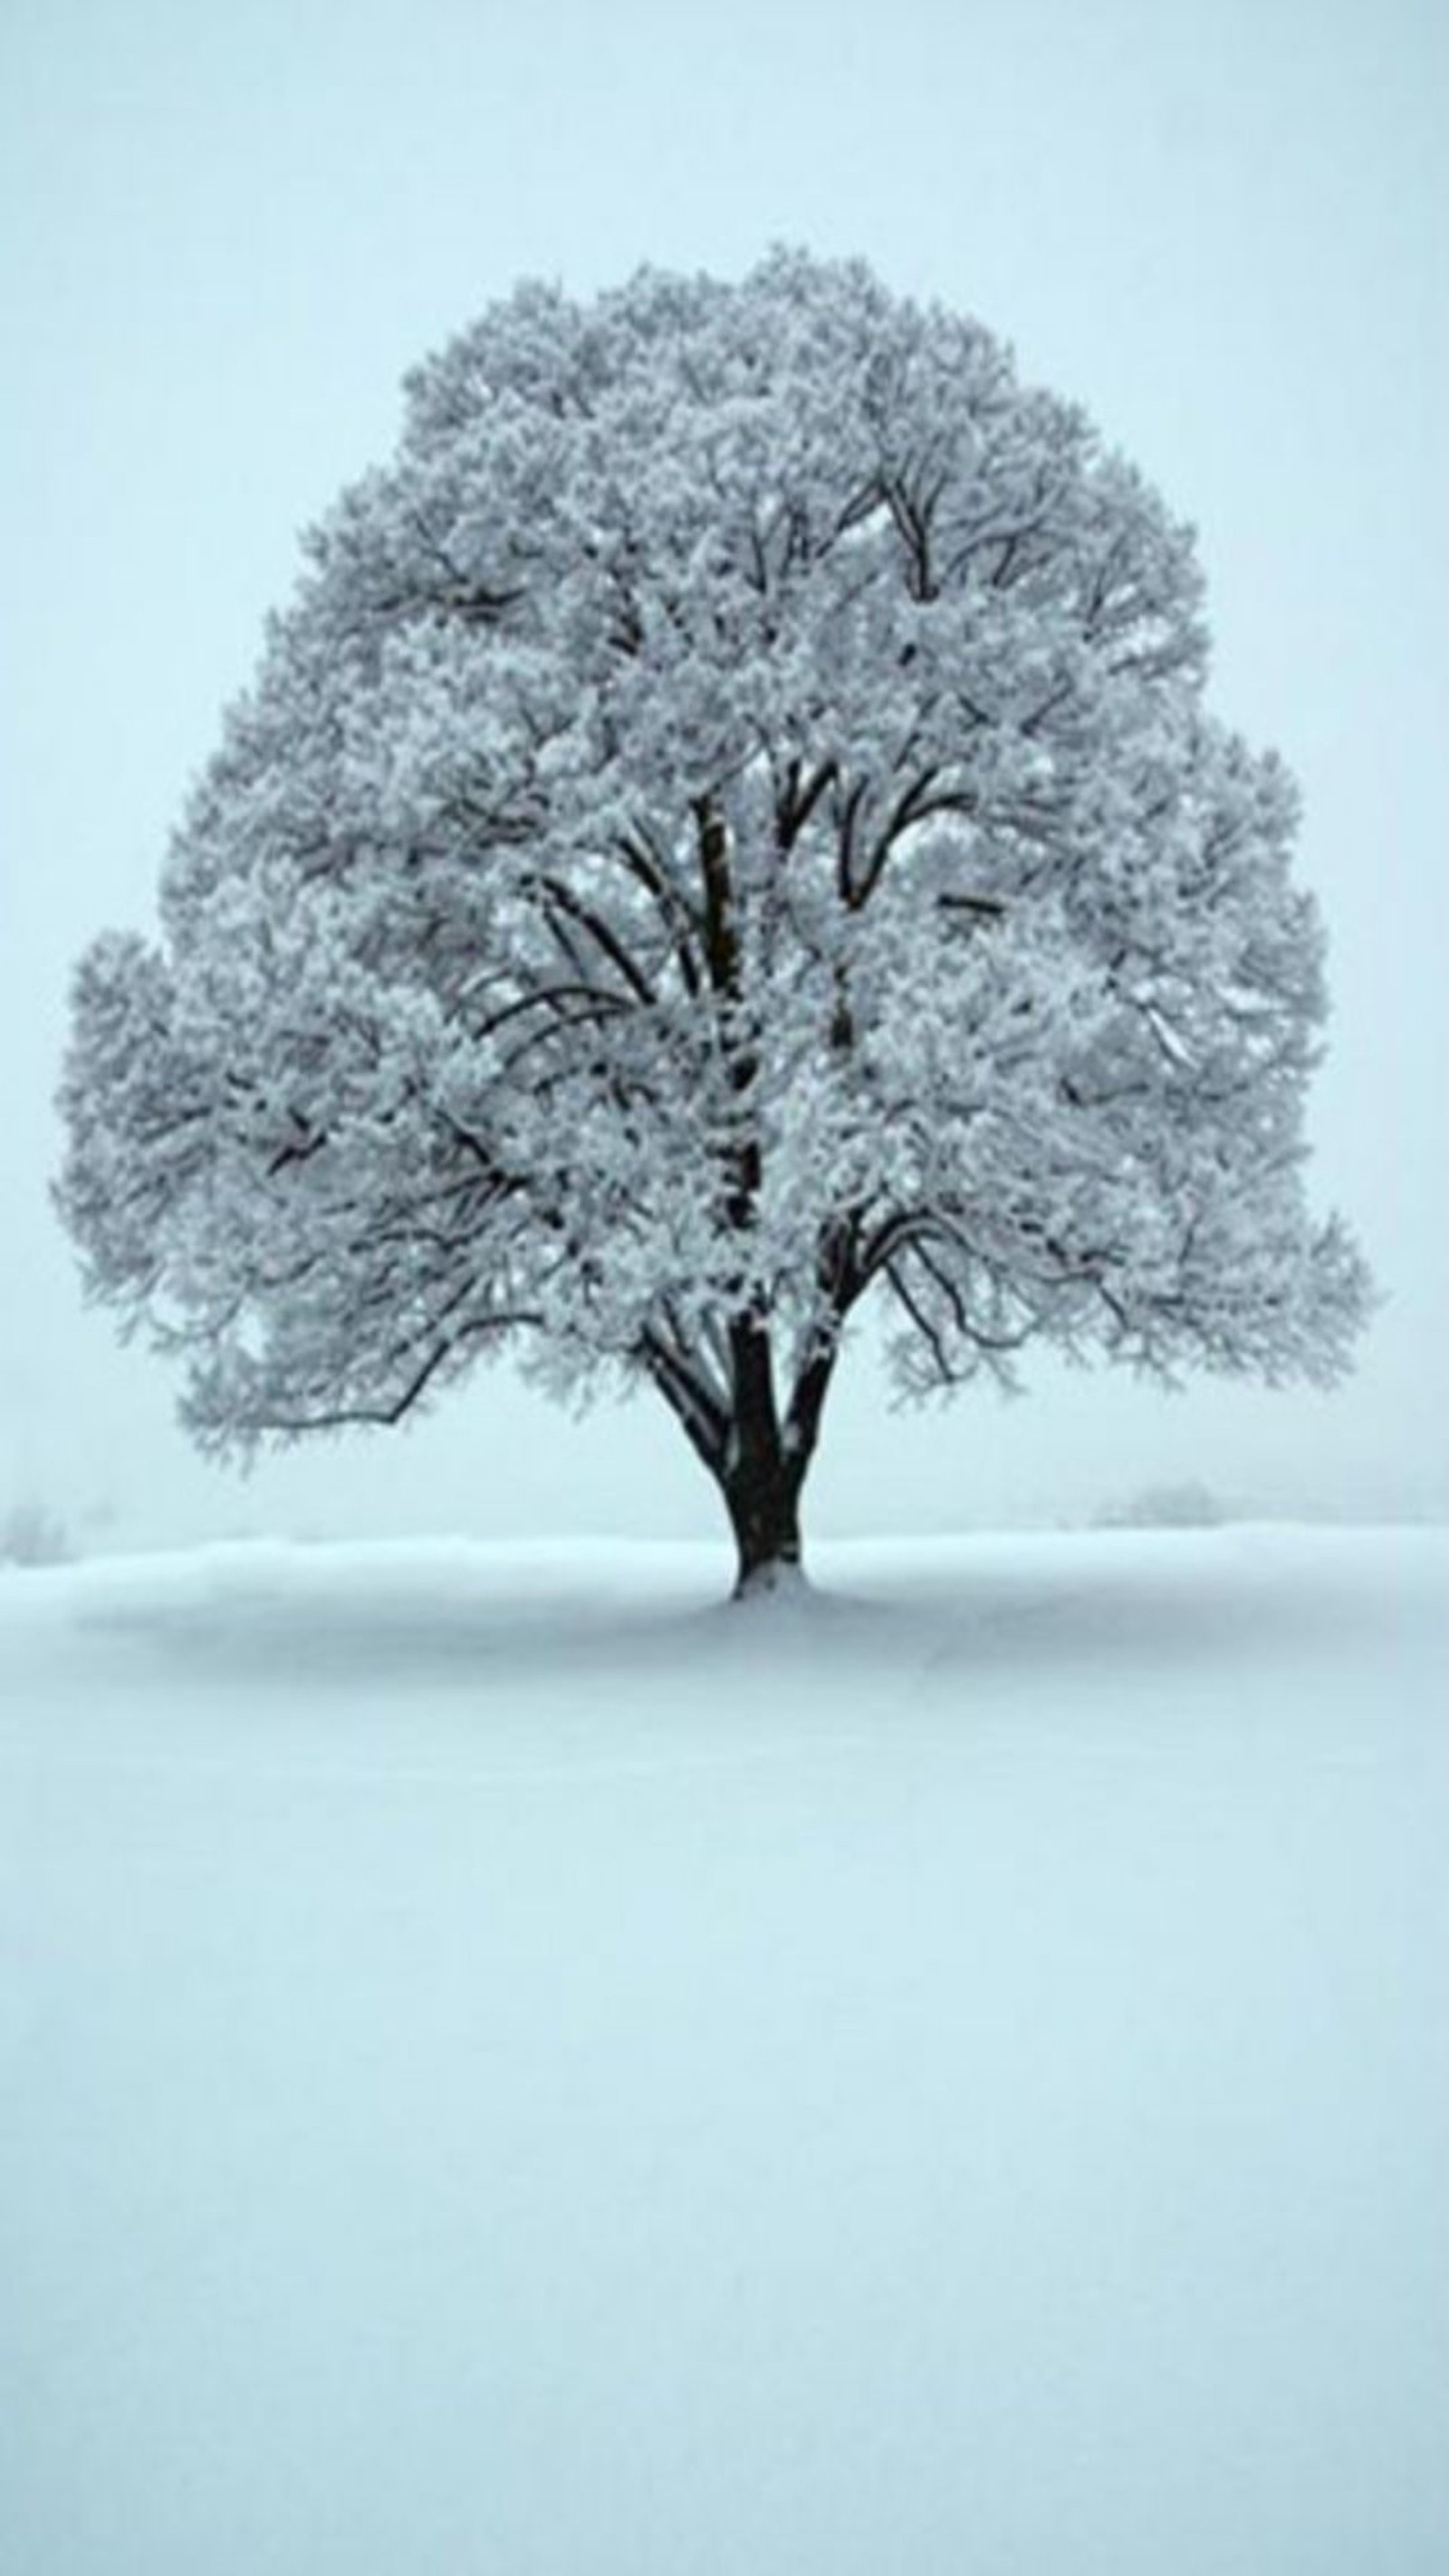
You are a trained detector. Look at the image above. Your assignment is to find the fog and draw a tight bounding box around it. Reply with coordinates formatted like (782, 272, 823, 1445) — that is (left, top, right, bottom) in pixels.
(3, 0, 1444, 1552)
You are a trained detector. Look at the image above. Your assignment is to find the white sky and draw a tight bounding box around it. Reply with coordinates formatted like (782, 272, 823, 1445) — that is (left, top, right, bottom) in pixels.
(2, 0, 1444, 1548)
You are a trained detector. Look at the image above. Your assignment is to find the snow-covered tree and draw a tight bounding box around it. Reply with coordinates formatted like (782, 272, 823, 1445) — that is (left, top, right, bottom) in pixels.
(58, 252, 1369, 1592)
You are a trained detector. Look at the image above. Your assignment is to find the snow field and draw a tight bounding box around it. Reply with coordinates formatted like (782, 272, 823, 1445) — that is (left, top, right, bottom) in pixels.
(2, 1527, 1445, 2573)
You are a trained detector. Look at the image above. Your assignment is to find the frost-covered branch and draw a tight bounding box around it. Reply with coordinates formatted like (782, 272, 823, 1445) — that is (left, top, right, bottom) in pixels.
(56, 252, 1369, 1587)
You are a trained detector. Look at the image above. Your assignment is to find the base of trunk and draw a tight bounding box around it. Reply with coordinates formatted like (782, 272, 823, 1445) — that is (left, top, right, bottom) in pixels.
(732, 1552, 811, 1604)
(724, 1469, 805, 1602)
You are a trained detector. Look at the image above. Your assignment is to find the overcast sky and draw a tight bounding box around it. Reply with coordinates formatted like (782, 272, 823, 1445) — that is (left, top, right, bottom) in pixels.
(2, 0, 1444, 1551)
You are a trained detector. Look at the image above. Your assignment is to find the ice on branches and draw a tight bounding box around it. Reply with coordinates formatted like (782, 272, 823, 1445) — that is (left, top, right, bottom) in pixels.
(56, 251, 1370, 1587)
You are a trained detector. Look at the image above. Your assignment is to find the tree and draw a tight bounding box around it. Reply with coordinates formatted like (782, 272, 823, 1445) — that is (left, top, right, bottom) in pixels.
(57, 252, 1369, 1594)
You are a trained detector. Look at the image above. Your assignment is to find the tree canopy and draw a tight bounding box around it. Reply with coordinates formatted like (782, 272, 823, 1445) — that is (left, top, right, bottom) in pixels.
(58, 251, 1369, 1590)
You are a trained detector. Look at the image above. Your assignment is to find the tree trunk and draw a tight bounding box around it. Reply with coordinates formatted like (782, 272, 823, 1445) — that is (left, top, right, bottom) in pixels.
(641, 1302, 844, 1601)
(723, 1451, 806, 1599)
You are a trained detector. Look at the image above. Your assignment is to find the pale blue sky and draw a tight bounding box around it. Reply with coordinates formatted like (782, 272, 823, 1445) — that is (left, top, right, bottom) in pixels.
(3, 0, 1444, 1545)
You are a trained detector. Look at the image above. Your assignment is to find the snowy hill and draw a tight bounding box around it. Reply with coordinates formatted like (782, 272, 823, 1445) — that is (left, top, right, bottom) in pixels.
(3, 1527, 1445, 2573)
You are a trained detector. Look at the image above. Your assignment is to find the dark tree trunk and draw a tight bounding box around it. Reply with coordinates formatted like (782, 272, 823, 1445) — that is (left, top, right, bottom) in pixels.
(715, 1313, 809, 1598)
(640, 1281, 849, 1600)
(723, 1451, 806, 1598)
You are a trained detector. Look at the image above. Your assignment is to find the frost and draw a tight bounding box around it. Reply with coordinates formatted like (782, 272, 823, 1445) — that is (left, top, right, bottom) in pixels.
(56, 253, 1369, 1581)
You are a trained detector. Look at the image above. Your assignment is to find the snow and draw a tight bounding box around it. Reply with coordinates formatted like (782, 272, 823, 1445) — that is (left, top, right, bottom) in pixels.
(2, 1525, 1445, 2572)
(59, 257, 1369, 1476)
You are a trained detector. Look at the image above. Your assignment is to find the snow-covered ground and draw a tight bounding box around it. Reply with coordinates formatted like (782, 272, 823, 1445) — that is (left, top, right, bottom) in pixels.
(3, 1526, 1445, 2574)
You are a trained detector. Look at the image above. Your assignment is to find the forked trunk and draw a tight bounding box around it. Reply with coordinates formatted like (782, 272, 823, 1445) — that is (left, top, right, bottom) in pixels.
(643, 1308, 841, 1600)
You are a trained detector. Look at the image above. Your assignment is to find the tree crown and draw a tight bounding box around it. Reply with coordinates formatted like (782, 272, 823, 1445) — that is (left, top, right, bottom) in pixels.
(58, 251, 1369, 1534)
